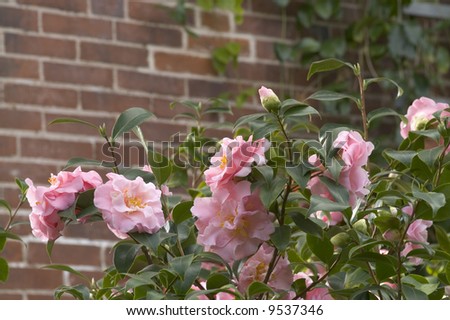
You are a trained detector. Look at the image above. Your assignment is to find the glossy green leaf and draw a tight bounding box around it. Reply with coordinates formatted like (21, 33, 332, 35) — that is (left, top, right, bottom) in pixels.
(286, 163, 310, 189)
(417, 146, 443, 170)
(288, 209, 323, 238)
(247, 281, 274, 297)
(402, 284, 428, 300)
(113, 243, 142, 273)
(416, 183, 450, 221)
(233, 113, 267, 130)
(434, 224, 450, 253)
(306, 234, 334, 264)
(130, 231, 176, 253)
(319, 176, 349, 205)
(307, 58, 354, 80)
(270, 225, 291, 251)
(112, 107, 153, 141)
(206, 273, 231, 290)
(253, 122, 279, 140)
(413, 190, 445, 216)
(48, 117, 98, 130)
(281, 101, 321, 118)
(43, 264, 89, 282)
(46, 239, 55, 258)
(172, 201, 193, 224)
(63, 157, 104, 170)
(367, 107, 406, 126)
(0, 257, 8, 282)
(169, 254, 194, 279)
(312, 0, 333, 19)
(273, 0, 290, 7)
(308, 195, 350, 215)
(364, 77, 404, 98)
(0, 200, 11, 215)
(147, 150, 172, 185)
(307, 90, 358, 104)
(383, 149, 417, 166)
(54, 284, 90, 300)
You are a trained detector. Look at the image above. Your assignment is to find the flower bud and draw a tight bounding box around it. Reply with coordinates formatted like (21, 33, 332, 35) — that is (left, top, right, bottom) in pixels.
(258, 86, 281, 113)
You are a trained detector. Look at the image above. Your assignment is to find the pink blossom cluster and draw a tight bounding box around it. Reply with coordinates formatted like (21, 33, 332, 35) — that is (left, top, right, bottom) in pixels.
(192, 135, 274, 262)
(26, 167, 102, 241)
(308, 130, 374, 225)
(93, 173, 165, 239)
(400, 205, 433, 265)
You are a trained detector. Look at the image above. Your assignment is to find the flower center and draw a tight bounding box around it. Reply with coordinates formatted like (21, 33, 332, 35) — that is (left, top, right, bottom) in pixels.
(411, 114, 429, 131)
(255, 262, 268, 281)
(48, 175, 57, 185)
(124, 193, 146, 212)
(219, 155, 228, 169)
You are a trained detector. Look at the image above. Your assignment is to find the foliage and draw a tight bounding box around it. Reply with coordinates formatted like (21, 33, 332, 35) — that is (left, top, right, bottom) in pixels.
(7, 57, 449, 300)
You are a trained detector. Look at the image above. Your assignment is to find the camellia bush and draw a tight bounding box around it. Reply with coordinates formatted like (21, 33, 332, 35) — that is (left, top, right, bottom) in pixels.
(1, 58, 450, 300)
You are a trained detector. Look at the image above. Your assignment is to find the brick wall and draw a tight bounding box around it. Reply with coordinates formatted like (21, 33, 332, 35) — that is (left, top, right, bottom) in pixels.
(0, 0, 364, 299)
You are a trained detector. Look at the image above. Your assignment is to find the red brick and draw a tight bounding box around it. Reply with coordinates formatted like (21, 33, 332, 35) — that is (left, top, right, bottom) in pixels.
(117, 22, 182, 47)
(139, 121, 186, 142)
(188, 79, 239, 98)
(5, 33, 76, 59)
(64, 221, 116, 240)
(0, 136, 16, 156)
(80, 42, 148, 66)
(43, 13, 112, 39)
(201, 11, 230, 32)
(91, 0, 124, 17)
(27, 293, 55, 300)
(188, 36, 250, 57)
(0, 161, 58, 186)
(2, 267, 63, 289)
(68, 270, 104, 286)
(128, 1, 193, 25)
(154, 52, 214, 75)
(21, 138, 93, 160)
(28, 243, 101, 266)
(237, 14, 297, 38)
(44, 62, 113, 87)
(256, 40, 277, 60)
(0, 6, 38, 30)
(0, 293, 23, 299)
(118, 70, 185, 96)
(17, 0, 87, 12)
(1, 241, 23, 262)
(0, 57, 39, 79)
(5, 84, 78, 108)
(81, 91, 150, 113)
(0, 110, 41, 131)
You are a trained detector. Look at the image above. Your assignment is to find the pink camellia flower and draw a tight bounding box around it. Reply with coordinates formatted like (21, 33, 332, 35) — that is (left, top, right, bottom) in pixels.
(29, 210, 64, 241)
(400, 97, 450, 138)
(204, 136, 269, 192)
(191, 181, 274, 262)
(258, 86, 281, 113)
(286, 271, 333, 300)
(142, 165, 172, 196)
(93, 173, 164, 239)
(307, 176, 343, 225)
(238, 244, 293, 293)
(333, 130, 374, 168)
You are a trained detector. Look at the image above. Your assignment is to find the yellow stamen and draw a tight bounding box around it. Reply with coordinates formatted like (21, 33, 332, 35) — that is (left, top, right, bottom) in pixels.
(219, 155, 227, 169)
(48, 175, 57, 185)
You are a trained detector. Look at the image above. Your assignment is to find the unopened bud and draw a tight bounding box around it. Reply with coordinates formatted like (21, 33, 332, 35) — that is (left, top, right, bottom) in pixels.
(258, 86, 281, 113)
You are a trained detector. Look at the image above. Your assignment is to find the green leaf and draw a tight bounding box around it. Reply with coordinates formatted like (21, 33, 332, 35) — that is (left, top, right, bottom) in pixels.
(130, 231, 176, 253)
(416, 183, 450, 221)
(169, 254, 194, 280)
(43, 264, 89, 282)
(307, 90, 358, 104)
(0, 257, 9, 282)
(319, 176, 349, 205)
(273, 0, 290, 7)
(307, 234, 334, 264)
(402, 284, 428, 300)
(270, 225, 291, 251)
(308, 195, 350, 215)
(0, 230, 23, 243)
(253, 122, 279, 140)
(274, 42, 293, 62)
(288, 209, 324, 238)
(206, 273, 231, 290)
(113, 243, 142, 273)
(247, 281, 274, 297)
(233, 113, 267, 130)
(63, 157, 104, 170)
(48, 117, 98, 130)
(147, 149, 172, 185)
(364, 77, 404, 98)
(0, 200, 11, 215)
(54, 284, 90, 300)
(172, 201, 193, 224)
(383, 149, 417, 166)
(307, 58, 354, 80)
(413, 190, 446, 217)
(297, 37, 320, 53)
(367, 107, 407, 126)
(111, 107, 153, 141)
(122, 168, 156, 184)
(286, 163, 311, 189)
(434, 224, 450, 253)
(15, 178, 29, 194)
(417, 146, 443, 170)
(46, 239, 55, 258)
(312, 0, 333, 19)
(280, 100, 321, 118)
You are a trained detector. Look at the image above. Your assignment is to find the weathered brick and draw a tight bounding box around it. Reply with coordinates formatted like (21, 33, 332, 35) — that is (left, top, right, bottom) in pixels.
(80, 42, 148, 67)
(0, 136, 16, 156)
(128, 1, 193, 25)
(0, 57, 39, 79)
(201, 11, 230, 32)
(5, 83, 78, 108)
(91, 0, 124, 17)
(0, 293, 23, 299)
(237, 14, 297, 38)
(44, 62, 113, 87)
(154, 52, 214, 75)
(21, 138, 93, 160)
(28, 243, 101, 266)
(0, 6, 38, 30)
(0, 161, 59, 186)
(81, 91, 150, 112)
(118, 70, 185, 96)
(139, 121, 186, 142)
(1, 241, 23, 262)
(2, 268, 63, 289)
(0, 109, 41, 131)
(256, 39, 277, 60)
(188, 35, 250, 56)
(116, 22, 182, 47)
(5, 33, 76, 59)
(43, 13, 112, 39)
(64, 221, 117, 240)
(17, 0, 87, 12)
(188, 79, 239, 98)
